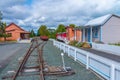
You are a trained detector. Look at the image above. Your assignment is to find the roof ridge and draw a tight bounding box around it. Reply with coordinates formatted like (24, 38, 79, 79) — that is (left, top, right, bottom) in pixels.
(6, 23, 29, 33)
(84, 14, 120, 26)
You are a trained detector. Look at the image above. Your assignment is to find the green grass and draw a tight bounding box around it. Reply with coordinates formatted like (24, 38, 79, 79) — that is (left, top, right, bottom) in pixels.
(0, 40, 17, 43)
(109, 42, 120, 46)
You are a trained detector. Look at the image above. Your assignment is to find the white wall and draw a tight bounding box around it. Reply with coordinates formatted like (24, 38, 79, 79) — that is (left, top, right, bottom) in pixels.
(102, 16, 120, 43)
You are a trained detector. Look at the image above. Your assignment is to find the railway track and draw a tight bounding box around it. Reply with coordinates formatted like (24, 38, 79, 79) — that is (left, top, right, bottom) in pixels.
(2, 38, 47, 80)
(12, 38, 46, 80)
(2, 38, 75, 80)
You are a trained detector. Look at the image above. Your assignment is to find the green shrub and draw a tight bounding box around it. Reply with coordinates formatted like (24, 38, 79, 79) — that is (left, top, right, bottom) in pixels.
(69, 40, 78, 46)
(76, 42, 83, 47)
(82, 42, 91, 48)
(109, 42, 120, 46)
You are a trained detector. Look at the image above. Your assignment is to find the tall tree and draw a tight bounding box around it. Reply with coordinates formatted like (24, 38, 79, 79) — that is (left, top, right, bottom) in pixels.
(37, 25, 49, 36)
(48, 29, 56, 39)
(0, 11, 2, 23)
(0, 11, 2, 34)
(30, 29, 36, 38)
(0, 12, 11, 41)
(56, 24, 66, 33)
(0, 22, 8, 41)
(69, 24, 76, 28)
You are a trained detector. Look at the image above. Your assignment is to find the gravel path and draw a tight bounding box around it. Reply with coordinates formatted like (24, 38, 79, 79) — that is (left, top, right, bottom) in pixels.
(0, 41, 102, 80)
(43, 41, 102, 80)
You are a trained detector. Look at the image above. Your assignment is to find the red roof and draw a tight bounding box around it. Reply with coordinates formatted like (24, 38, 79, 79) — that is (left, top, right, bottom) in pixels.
(6, 23, 30, 33)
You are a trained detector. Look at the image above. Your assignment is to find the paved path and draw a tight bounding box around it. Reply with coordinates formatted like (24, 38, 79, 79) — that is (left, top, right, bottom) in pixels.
(81, 48, 120, 62)
(0, 43, 29, 68)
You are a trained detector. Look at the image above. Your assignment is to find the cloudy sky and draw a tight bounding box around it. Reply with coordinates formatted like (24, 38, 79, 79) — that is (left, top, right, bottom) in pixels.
(0, 0, 120, 31)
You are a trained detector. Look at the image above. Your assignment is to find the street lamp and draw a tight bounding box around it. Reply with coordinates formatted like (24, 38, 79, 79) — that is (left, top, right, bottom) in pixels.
(61, 53, 66, 71)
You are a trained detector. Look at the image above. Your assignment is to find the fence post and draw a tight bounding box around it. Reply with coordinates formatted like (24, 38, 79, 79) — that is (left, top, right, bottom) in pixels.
(86, 53, 89, 69)
(59, 43, 61, 50)
(68, 46, 70, 56)
(110, 64, 115, 80)
(53, 40, 54, 45)
(63, 44, 65, 53)
(56, 42, 58, 48)
(74, 48, 77, 61)
(67, 46, 69, 55)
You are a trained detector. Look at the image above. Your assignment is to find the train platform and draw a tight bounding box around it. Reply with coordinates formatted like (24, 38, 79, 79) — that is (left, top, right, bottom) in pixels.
(81, 48, 120, 62)
(0, 40, 102, 80)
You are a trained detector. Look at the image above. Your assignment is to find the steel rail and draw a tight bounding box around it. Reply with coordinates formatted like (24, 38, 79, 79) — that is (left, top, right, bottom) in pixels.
(36, 40, 47, 80)
(12, 39, 43, 80)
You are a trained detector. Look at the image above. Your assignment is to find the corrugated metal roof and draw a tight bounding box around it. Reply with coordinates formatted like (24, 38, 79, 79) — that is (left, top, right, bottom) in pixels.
(85, 14, 112, 26)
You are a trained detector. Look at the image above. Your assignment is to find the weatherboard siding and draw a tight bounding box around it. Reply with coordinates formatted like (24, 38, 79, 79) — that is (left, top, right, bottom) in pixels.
(102, 16, 120, 43)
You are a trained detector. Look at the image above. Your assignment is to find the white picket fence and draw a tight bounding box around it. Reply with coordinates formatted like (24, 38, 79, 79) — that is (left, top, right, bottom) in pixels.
(53, 40, 120, 80)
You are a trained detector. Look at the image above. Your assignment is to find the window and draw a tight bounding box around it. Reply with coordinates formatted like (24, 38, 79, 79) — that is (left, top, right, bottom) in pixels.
(93, 27, 98, 38)
(7, 33, 12, 37)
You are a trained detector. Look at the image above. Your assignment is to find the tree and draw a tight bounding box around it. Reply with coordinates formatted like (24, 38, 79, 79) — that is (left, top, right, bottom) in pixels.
(0, 11, 2, 35)
(0, 22, 9, 41)
(56, 24, 66, 33)
(30, 29, 36, 38)
(0, 11, 2, 23)
(37, 25, 49, 36)
(69, 24, 76, 28)
(48, 29, 56, 39)
(37, 30, 40, 36)
(0, 12, 11, 41)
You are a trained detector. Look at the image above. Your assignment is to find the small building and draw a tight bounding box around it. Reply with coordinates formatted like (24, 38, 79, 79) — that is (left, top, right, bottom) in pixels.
(66, 26, 82, 42)
(82, 14, 120, 43)
(2, 23, 30, 41)
(74, 27, 82, 42)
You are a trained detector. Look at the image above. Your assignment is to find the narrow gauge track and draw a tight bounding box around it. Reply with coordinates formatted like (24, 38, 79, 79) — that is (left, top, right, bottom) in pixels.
(36, 39, 46, 80)
(12, 38, 47, 80)
(2, 38, 75, 80)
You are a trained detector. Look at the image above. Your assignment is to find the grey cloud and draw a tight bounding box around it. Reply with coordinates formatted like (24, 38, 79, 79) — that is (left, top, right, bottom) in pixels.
(1, 0, 120, 31)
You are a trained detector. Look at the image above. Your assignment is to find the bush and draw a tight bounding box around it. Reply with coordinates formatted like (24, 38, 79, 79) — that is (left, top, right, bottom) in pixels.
(109, 42, 120, 46)
(76, 42, 83, 47)
(69, 41, 92, 48)
(69, 40, 78, 46)
(82, 42, 91, 48)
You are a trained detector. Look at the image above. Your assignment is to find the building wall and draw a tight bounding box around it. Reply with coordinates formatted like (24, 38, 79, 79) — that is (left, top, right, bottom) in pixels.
(6, 31, 20, 41)
(5, 24, 21, 41)
(0, 38, 4, 41)
(66, 27, 74, 41)
(76, 29, 82, 42)
(102, 16, 120, 43)
(0, 23, 30, 41)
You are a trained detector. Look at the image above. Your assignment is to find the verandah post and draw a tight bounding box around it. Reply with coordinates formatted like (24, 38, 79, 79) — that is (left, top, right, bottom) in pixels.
(83, 28, 85, 42)
(90, 27, 92, 43)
